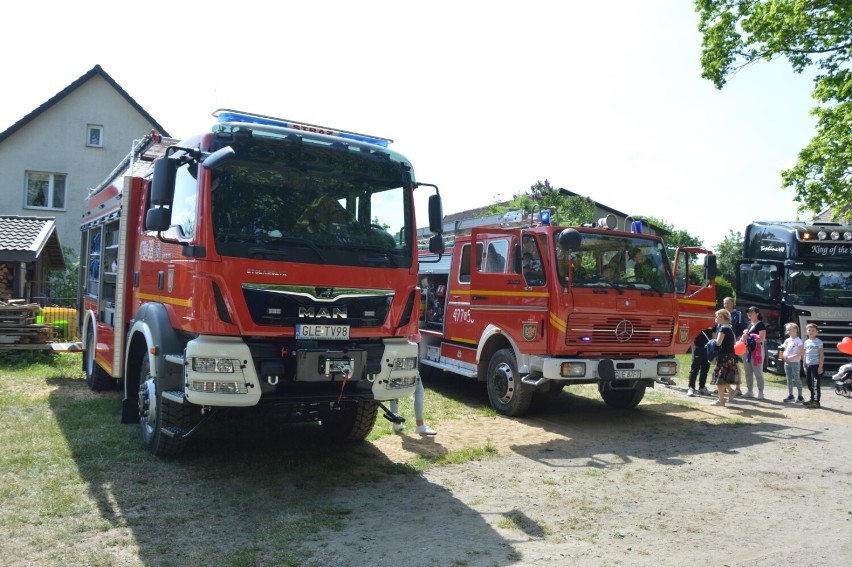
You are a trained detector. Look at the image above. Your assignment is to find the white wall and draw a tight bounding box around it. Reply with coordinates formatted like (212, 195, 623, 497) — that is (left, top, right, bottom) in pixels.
(0, 75, 162, 257)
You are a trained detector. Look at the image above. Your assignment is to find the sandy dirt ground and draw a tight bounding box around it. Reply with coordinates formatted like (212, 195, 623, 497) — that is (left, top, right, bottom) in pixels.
(307, 382, 852, 567)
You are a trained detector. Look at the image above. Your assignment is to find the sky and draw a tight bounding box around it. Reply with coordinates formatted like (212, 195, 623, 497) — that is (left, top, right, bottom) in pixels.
(1, 1, 818, 249)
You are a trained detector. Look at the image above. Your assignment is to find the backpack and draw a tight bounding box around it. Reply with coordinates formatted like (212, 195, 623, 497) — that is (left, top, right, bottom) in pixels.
(705, 339, 718, 361)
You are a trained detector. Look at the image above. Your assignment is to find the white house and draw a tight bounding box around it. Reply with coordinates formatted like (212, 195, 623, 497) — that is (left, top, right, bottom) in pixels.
(0, 65, 169, 266)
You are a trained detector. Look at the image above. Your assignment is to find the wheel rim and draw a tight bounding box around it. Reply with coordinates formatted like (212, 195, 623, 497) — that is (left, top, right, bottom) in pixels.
(492, 361, 515, 404)
(138, 359, 157, 441)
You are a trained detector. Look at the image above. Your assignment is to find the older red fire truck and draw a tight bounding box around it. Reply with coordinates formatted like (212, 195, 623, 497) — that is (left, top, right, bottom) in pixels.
(417, 212, 716, 415)
(79, 110, 444, 456)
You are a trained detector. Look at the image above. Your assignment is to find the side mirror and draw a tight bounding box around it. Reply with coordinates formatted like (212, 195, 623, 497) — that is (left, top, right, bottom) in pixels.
(558, 228, 582, 250)
(512, 243, 522, 273)
(429, 234, 445, 254)
(704, 255, 717, 280)
(150, 157, 178, 206)
(145, 206, 172, 232)
(202, 146, 235, 170)
(428, 194, 443, 234)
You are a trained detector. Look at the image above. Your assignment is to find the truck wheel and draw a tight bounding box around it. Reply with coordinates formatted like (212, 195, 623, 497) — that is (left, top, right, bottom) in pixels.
(321, 401, 378, 441)
(486, 348, 532, 416)
(600, 382, 646, 409)
(84, 325, 114, 390)
(138, 355, 191, 456)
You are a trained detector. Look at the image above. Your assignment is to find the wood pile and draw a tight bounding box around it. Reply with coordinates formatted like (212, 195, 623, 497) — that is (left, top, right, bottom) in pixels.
(0, 301, 54, 350)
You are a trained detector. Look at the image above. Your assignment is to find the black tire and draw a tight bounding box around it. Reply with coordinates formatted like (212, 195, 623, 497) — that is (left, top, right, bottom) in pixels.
(84, 325, 114, 391)
(600, 382, 646, 409)
(486, 348, 532, 416)
(321, 401, 378, 441)
(138, 355, 192, 456)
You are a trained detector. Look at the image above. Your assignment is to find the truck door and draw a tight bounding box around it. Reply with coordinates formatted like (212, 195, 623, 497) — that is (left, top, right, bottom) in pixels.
(673, 246, 717, 351)
(470, 228, 548, 352)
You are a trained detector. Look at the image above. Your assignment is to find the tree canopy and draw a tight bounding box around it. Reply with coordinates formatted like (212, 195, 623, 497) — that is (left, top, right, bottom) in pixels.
(696, 0, 852, 219)
(485, 180, 598, 226)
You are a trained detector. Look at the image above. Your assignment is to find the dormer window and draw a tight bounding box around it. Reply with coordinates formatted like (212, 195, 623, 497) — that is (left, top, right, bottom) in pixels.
(87, 125, 103, 147)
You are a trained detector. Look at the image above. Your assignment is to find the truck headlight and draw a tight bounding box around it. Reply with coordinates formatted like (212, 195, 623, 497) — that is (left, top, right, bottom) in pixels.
(561, 362, 586, 377)
(190, 380, 248, 394)
(392, 357, 417, 371)
(657, 361, 678, 376)
(192, 357, 240, 373)
(389, 375, 417, 389)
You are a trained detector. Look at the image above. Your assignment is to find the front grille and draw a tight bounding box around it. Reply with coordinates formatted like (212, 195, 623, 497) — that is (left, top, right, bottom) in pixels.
(564, 314, 674, 352)
(243, 285, 393, 328)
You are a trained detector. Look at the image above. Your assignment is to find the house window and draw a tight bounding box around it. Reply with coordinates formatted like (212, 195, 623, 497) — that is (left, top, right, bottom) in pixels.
(25, 172, 66, 210)
(87, 125, 103, 147)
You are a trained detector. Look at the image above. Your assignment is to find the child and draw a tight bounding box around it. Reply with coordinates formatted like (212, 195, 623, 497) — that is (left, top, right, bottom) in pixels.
(803, 324, 824, 408)
(782, 323, 804, 403)
(390, 374, 437, 435)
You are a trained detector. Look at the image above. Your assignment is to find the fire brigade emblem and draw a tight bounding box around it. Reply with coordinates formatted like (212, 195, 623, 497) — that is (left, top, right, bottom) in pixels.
(523, 323, 537, 341)
(615, 320, 634, 342)
(167, 268, 174, 293)
(679, 326, 689, 343)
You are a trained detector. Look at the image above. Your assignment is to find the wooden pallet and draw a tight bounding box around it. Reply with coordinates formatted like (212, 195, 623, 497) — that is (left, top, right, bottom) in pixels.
(0, 302, 56, 350)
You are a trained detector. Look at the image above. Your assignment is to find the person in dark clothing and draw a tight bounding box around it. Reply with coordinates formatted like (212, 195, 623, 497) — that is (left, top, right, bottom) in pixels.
(687, 326, 715, 396)
(711, 309, 739, 406)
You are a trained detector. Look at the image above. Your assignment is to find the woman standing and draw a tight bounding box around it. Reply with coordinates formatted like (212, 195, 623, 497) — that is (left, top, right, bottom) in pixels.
(711, 309, 738, 406)
(741, 306, 767, 399)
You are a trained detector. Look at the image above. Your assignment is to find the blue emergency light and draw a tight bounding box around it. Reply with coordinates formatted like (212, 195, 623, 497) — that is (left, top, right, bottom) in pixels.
(213, 109, 392, 147)
(539, 210, 551, 225)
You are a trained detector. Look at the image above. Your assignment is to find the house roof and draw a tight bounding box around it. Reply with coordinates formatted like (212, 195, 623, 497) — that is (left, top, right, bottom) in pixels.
(442, 193, 671, 236)
(0, 64, 170, 145)
(0, 216, 65, 269)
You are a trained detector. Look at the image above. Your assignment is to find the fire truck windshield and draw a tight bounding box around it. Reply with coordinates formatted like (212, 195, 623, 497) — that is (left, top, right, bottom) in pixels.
(209, 131, 414, 268)
(555, 233, 674, 293)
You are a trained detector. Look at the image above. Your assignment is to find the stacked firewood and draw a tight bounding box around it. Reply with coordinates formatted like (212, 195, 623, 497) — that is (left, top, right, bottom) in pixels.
(0, 301, 54, 349)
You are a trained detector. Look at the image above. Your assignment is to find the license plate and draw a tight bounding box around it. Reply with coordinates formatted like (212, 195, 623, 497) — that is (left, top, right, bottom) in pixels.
(615, 370, 641, 379)
(296, 324, 350, 340)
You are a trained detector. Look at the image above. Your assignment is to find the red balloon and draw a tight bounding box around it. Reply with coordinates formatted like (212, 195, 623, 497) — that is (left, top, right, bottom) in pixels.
(837, 337, 852, 356)
(734, 340, 747, 356)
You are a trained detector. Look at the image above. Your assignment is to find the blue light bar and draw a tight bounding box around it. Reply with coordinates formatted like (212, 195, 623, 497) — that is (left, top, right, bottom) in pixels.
(213, 109, 392, 147)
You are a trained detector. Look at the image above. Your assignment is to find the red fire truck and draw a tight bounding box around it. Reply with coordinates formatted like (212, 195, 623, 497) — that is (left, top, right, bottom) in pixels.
(417, 212, 716, 415)
(79, 110, 444, 456)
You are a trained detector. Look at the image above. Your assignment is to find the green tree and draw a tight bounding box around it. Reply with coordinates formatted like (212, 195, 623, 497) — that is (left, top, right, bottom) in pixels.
(485, 179, 597, 226)
(46, 247, 80, 305)
(641, 215, 704, 249)
(696, 0, 852, 218)
(713, 229, 743, 285)
(715, 275, 733, 308)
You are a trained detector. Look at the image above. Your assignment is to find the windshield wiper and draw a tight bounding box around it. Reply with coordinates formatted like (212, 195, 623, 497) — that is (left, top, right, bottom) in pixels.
(645, 282, 664, 297)
(594, 276, 624, 294)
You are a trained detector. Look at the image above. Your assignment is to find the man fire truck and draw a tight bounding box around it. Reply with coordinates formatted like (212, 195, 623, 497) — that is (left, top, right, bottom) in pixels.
(79, 110, 444, 456)
(417, 211, 716, 415)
